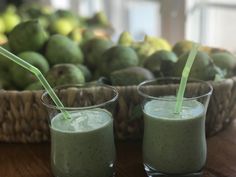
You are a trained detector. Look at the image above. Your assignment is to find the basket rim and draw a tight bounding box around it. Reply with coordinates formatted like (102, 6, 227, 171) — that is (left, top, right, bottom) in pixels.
(40, 83, 119, 111)
(0, 76, 235, 93)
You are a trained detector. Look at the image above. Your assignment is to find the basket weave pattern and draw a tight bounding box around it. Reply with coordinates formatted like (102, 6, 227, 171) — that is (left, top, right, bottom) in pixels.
(0, 77, 236, 143)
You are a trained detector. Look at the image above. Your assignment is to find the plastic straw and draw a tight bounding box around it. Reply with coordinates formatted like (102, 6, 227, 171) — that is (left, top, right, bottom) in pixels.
(0, 47, 71, 119)
(175, 43, 199, 114)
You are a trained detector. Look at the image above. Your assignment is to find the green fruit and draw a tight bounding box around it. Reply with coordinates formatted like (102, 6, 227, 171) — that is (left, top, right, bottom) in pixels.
(49, 10, 78, 34)
(46, 64, 85, 87)
(99, 46, 139, 76)
(160, 59, 177, 77)
(9, 20, 48, 54)
(38, 15, 50, 29)
(76, 64, 92, 82)
(118, 31, 133, 46)
(69, 28, 83, 43)
(211, 52, 236, 77)
(25, 81, 43, 90)
(69, 27, 96, 47)
(19, 5, 52, 28)
(132, 36, 171, 65)
(173, 51, 215, 80)
(46, 34, 84, 65)
(11, 51, 49, 89)
(144, 50, 178, 77)
(0, 18, 6, 33)
(88, 11, 109, 27)
(95, 12, 109, 26)
(81, 29, 95, 42)
(110, 66, 154, 86)
(82, 38, 113, 69)
(144, 36, 171, 51)
(2, 13, 20, 33)
(172, 40, 194, 57)
(69, 28, 95, 45)
(51, 18, 75, 36)
(132, 41, 156, 64)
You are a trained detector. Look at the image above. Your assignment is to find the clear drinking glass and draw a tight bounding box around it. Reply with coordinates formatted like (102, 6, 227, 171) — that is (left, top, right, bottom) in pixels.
(137, 78, 213, 177)
(41, 83, 118, 177)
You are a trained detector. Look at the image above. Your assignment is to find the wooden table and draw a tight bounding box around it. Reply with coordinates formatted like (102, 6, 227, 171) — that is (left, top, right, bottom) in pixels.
(1, 121, 236, 177)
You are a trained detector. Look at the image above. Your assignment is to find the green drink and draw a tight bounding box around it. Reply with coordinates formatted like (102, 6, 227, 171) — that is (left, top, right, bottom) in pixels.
(41, 84, 118, 177)
(51, 109, 115, 177)
(138, 78, 213, 176)
(143, 98, 206, 174)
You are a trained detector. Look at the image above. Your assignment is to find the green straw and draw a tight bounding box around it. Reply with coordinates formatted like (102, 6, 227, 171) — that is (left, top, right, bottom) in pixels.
(0, 47, 71, 119)
(175, 43, 200, 114)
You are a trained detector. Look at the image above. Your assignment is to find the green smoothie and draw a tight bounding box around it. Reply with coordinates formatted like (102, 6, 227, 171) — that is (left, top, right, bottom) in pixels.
(51, 109, 115, 177)
(143, 97, 206, 174)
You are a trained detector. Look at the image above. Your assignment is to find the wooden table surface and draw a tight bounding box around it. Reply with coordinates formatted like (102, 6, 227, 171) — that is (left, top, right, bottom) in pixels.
(0, 121, 236, 177)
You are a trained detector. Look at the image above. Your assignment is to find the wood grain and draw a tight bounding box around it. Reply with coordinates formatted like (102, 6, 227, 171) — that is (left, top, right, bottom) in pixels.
(0, 121, 236, 177)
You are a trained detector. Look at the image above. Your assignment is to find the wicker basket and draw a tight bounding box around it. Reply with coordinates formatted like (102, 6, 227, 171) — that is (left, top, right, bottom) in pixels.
(0, 77, 236, 143)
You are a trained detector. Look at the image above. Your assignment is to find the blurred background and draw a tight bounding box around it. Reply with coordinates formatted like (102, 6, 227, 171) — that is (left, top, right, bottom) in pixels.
(1, 0, 236, 52)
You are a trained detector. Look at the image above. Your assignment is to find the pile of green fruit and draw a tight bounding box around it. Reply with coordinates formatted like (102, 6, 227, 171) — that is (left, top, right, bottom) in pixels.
(0, 5, 235, 90)
(0, 4, 112, 45)
(0, 20, 90, 90)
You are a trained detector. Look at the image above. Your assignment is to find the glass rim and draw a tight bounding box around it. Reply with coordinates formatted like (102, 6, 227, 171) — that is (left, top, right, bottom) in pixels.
(41, 83, 119, 111)
(137, 77, 213, 101)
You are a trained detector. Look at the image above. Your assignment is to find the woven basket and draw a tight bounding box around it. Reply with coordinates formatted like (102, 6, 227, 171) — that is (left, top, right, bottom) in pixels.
(0, 77, 236, 143)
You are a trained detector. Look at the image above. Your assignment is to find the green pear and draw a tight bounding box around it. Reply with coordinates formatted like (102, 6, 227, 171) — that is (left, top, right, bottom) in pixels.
(211, 52, 236, 77)
(48, 9, 78, 34)
(76, 64, 92, 82)
(87, 11, 110, 27)
(9, 20, 48, 54)
(11, 51, 49, 89)
(99, 46, 139, 76)
(0, 18, 6, 33)
(51, 18, 75, 36)
(144, 50, 178, 77)
(132, 35, 171, 65)
(173, 51, 220, 80)
(82, 38, 113, 70)
(46, 64, 85, 87)
(2, 12, 20, 33)
(110, 66, 154, 86)
(118, 31, 133, 46)
(69, 28, 83, 43)
(172, 40, 194, 57)
(69, 28, 95, 45)
(45, 34, 84, 65)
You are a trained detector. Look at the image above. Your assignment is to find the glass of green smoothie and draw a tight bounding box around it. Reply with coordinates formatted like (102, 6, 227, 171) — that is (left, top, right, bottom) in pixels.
(137, 77, 213, 177)
(41, 83, 118, 177)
